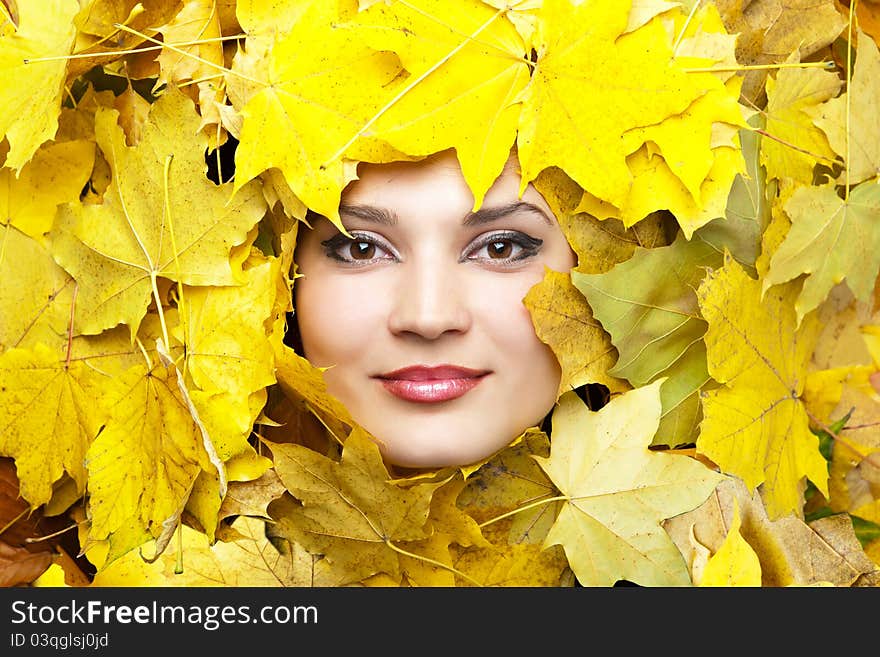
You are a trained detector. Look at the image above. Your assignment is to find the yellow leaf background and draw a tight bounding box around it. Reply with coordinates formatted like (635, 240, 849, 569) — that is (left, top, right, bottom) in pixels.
(1, 0, 879, 588)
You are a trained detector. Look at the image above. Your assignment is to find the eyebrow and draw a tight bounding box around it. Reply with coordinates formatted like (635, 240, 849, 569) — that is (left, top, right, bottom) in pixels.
(338, 200, 553, 227)
(463, 201, 553, 226)
(339, 204, 398, 225)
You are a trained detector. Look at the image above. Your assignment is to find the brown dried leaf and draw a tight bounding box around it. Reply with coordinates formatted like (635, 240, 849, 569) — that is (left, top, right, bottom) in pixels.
(0, 541, 53, 587)
(715, 0, 846, 103)
(665, 476, 878, 586)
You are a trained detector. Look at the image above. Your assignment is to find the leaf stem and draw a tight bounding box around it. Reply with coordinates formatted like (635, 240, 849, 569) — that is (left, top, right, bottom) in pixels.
(845, 0, 855, 202)
(0, 220, 9, 267)
(150, 274, 171, 350)
(477, 494, 567, 528)
(177, 72, 226, 89)
(135, 336, 154, 370)
(174, 520, 184, 574)
(111, 23, 265, 87)
(384, 539, 484, 587)
(65, 282, 78, 369)
(23, 35, 245, 64)
(683, 61, 835, 73)
(24, 521, 80, 543)
(0, 507, 29, 538)
(162, 154, 187, 374)
(751, 128, 844, 166)
(672, 0, 701, 56)
(806, 406, 880, 469)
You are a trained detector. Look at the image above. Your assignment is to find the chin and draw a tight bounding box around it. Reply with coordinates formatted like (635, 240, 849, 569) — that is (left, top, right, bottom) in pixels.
(378, 430, 518, 470)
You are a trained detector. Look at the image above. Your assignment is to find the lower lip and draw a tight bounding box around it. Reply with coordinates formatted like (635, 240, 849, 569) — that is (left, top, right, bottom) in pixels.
(379, 376, 486, 403)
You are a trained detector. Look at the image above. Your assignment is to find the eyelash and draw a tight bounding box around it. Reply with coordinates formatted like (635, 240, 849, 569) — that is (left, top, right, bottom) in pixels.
(319, 231, 544, 266)
(466, 232, 543, 264)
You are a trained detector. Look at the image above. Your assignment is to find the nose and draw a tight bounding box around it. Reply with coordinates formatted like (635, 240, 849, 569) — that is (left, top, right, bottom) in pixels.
(387, 261, 472, 339)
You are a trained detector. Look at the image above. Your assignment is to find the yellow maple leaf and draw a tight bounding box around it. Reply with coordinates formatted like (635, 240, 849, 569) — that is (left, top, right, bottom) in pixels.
(174, 255, 278, 398)
(50, 86, 266, 338)
(517, 0, 721, 211)
(812, 28, 880, 186)
(0, 140, 94, 240)
(694, 115, 771, 276)
(763, 181, 880, 326)
(620, 144, 745, 237)
(530, 166, 669, 273)
(345, 0, 530, 209)
(270, 343, 355, 449)
(760, 52, 842, 184)
(698, 501, 762, 586)
(452, 431, 572, 586)
(0, 219, 158, 377)
(561, 5, 749, 236)
(231, 0, 403, 228)
(534, 380, 725, 586)
(0, 226, 74, 353)
(622, 91, 746, 215)
(84, 360, 213, 564)
(457, 429, 561, 545)
(0, 0, 77, 171)
(523, 268, 627, 398)
(451, 542, 572, 587)
(86, 516, 315, 587)
(0, 344, 117, 507)
(483, 0, 542, 49)
(829, 430, 880, 528)
(420, 474, 488, 551)
(817, 376, 880, 527)
(156, 0, 227, 144)
(377, 475, 492, 586)
(696, 253, 827, 520)
(621, 2, 747, 208)
(65, 0, 182, 80)
(219, 467, 286, 525)
(266, 428, 444, 586)
(625, 0, 680, 32)
(188, 388, 268, 465)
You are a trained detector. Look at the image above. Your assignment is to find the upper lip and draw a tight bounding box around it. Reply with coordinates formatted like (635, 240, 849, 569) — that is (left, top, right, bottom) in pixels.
(375, 365, 490, 381)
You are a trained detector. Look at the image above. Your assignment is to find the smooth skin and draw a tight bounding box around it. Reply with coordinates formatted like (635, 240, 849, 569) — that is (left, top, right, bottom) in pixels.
(294, 149, 576, 468)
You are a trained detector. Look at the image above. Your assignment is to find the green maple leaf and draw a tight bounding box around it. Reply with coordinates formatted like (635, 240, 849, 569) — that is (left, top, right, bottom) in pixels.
(574, 232, 718, 446)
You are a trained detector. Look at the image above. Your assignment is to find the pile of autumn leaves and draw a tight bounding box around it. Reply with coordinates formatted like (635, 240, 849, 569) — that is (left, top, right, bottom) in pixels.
(1, 0, 880, 587)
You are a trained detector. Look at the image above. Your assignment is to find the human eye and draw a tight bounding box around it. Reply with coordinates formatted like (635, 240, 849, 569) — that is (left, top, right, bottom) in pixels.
(464, 231, 543, 266)
(320, 231, 396, 265)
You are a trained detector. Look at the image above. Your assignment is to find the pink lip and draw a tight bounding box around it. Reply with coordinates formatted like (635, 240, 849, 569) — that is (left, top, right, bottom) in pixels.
(375, 365, 490, 403)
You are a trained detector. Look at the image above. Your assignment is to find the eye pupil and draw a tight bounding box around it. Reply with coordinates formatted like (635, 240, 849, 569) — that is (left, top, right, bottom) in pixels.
(489, 241, 512, 258)
(350, 241, 375, 259)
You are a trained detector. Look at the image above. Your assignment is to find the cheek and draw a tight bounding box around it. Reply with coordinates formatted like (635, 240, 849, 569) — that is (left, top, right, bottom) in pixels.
(475, 273, 556, 362)
(294, 274, 384, 367)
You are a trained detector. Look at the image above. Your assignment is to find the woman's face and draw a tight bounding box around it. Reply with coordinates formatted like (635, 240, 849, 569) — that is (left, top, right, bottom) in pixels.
(294, 150, 576, 468)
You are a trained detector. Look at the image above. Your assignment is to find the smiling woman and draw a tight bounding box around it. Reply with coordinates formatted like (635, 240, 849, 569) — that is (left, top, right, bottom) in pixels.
(292, 149, 577, 468)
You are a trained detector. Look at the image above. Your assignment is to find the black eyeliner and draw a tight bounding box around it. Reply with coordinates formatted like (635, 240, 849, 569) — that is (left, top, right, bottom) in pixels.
(465, 231, 543, 263)
(319, 233, 354, 262)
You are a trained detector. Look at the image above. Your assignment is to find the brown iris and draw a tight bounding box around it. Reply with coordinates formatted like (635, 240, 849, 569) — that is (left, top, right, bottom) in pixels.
(350, 241, 376, 259)
(488, 240, 512, 258)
